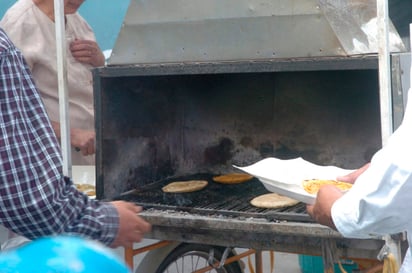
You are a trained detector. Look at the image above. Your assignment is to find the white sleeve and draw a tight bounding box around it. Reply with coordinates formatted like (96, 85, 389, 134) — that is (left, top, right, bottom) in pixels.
(332, 89, 412, 238)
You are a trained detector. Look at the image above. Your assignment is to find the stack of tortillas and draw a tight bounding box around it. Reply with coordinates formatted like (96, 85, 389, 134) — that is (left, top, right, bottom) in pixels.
(162, 180, 208, 193)
(250, 193, 299, 209)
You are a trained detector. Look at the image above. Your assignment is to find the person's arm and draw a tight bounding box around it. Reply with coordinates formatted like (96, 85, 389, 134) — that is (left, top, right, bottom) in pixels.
(110, 201, 151, 248)
(51, 121, 95, 156)
(306, 185, 343, 230)
(307, 162, 371, 229)
(337, 163, 370, 183)
(0, 29, 150, 247)
(70, 39, 105, 67)
(308, 126, 412, 239)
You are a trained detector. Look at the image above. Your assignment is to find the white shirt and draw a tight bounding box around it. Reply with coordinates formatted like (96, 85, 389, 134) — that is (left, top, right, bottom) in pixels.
(332, 87, 412, 272)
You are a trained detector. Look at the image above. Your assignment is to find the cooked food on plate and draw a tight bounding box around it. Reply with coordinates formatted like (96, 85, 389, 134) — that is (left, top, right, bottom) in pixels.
(212, 173, 253, 184)
(162, 180, 208, 193)
(302, 179, 352, 194)
(250, 193, 300, 208)
(75, 183, 96, 196)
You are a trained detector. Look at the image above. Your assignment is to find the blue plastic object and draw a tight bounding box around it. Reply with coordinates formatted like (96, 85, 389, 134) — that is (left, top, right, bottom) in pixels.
(299, 255, 359, 273)
(0, 236, 131, 273)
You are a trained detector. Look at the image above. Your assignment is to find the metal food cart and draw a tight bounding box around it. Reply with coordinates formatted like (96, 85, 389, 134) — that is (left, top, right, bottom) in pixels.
(56, 0, 412, 272)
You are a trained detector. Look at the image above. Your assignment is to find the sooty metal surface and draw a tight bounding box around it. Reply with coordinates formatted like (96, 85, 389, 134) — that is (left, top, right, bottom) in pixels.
(115, 174, 311, 223)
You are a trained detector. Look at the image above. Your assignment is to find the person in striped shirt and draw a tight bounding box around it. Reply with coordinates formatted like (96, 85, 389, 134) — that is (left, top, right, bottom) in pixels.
(0, 27, 151, 249)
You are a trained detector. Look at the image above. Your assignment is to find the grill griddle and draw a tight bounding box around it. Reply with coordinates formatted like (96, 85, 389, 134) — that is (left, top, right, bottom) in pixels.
(115, 174, 312, 223)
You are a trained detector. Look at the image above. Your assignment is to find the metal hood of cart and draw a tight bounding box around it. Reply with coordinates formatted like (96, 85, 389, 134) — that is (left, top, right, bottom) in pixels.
(108, 0, 405, 66)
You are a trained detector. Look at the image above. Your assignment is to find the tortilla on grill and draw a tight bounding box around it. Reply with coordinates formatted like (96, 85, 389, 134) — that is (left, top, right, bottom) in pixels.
(250, 193, 299, 209)
(212, 173, 253, 184)
(302, 179, 352, 194)
(162, 180, 208, 193)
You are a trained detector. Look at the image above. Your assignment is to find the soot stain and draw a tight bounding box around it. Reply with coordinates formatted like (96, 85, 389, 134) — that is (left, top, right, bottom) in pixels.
(204, 138, 234, 165)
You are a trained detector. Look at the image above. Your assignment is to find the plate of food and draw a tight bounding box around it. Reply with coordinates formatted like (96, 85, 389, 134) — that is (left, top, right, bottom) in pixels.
(72, 165, 96, 198)
(234, 157, 353, 204)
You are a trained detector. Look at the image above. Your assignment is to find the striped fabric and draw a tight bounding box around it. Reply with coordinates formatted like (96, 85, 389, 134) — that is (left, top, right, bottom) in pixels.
(0, 28, 117, 246)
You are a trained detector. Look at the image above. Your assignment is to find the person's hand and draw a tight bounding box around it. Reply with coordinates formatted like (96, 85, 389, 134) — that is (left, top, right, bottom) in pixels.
(110, 201, 152, 248)
(70, 128, 95, 156)
(306, 185, 343, 230)
(70, 39, 105, 67)
(337, 162, 370, 183)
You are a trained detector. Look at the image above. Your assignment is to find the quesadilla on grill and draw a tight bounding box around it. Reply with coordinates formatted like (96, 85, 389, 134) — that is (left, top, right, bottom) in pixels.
(250, 193, 300, 208)
(162, 180, 208, 193)
(212, 173, 253, 184)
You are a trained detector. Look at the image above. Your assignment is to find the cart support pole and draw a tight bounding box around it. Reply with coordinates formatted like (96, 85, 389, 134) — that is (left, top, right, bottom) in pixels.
(54, 0, 72, 177)
(377, 0, 401, 268)
(377, 0, 393, 142)
(255, 250, 263, 273)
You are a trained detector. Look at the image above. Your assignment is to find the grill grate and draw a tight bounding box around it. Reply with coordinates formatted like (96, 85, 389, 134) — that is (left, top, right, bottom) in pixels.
(116, 174, 313, 223)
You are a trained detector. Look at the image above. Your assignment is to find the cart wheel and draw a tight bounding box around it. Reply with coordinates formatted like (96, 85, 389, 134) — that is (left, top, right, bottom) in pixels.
(155, 243, 243, 273)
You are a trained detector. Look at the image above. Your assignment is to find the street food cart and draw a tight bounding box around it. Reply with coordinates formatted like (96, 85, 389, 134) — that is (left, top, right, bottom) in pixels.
(57, 0, 412, 272)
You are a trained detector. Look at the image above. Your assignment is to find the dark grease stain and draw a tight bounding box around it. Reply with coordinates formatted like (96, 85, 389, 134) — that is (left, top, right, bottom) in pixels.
(204, 138, 234, 165)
